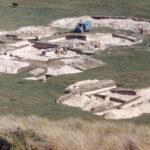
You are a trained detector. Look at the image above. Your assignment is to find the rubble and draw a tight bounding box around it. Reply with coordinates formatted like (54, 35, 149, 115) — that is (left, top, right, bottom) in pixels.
(64, 79, 115, 94)
(29, 68, 46, 77)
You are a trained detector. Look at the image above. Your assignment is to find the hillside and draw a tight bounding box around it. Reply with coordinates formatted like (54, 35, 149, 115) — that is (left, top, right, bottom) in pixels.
(0, 116, 150, 150)
(0, 1, 150, 149)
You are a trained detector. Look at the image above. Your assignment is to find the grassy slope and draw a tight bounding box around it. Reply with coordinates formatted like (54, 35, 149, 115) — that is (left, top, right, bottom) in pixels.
(0, 0, 150, 30)
(1, 116, 150, 150)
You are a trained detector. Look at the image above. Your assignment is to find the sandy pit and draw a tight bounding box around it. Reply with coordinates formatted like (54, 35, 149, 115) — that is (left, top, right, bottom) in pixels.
(57, 79, 150, 119)
(48, 33, 141, 52)
(2, 35, 105, 76)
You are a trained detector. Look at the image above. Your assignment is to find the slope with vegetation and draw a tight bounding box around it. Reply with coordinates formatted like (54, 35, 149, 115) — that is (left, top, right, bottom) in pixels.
(0, 116, 150, 150)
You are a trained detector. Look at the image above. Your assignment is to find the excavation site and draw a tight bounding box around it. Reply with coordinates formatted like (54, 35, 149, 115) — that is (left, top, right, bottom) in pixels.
(0, 15, 150, 119)
(0, 1, 150, 150)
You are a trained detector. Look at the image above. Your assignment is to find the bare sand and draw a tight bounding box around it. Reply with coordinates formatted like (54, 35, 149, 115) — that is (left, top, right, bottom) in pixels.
(57, 80, 150, 119)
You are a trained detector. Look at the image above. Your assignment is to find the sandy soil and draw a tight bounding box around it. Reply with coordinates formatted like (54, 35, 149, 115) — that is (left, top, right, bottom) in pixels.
(0, 16, 147, 77)
(57, 80, 150, 119)
(0, 55, 29, 74)
(7, 45, 49, 61)
(50, 16, 150, 33)
(48, 33, 141, 52)
(0, 26, 55, 39)
(46, 65, 82, 76)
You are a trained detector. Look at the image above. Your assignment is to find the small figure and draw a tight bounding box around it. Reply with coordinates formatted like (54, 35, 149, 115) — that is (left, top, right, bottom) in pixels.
(55, 48, 60, 56)
(62, 47, 68, 55)
(41, 51, 46, 56)
(137, 24, 144, 34)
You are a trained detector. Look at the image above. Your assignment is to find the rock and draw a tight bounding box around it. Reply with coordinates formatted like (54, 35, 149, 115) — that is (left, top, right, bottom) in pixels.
(65, 79, 116, 94)
(46, 65, 82, 76)
(29, 68, 46, 77)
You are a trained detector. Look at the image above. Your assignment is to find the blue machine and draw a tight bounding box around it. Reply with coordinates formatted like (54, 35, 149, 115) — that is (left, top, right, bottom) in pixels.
(75, 21, 93, 33)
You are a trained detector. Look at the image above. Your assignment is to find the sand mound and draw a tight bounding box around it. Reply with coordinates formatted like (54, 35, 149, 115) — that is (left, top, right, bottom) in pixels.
(62, 57, 105, 70)
(6, 26, 55, 39)
(0, 25, 55, 40)
(65, 79, 115, 94)
(50, 16, 93, 29)
(46, 65, 82, 76)
(0, 55, 29, 74)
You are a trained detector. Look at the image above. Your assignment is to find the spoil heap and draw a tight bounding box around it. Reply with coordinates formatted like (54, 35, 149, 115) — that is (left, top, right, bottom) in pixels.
(65, 79, 115, 94)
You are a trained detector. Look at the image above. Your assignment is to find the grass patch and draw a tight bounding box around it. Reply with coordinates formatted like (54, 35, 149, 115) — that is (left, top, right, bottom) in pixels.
(0, 0, 150, 30)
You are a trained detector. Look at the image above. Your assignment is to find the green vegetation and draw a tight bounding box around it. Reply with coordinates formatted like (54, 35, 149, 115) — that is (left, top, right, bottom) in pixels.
(0, 0, 150, 30)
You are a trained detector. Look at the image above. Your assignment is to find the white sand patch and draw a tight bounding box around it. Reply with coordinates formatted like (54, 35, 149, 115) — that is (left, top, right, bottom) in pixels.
(29, 68, 46, 77)
(46, 65, 82, 76)
(96, 102, 150, 119)
(0, 26, 55, 39)
(137, 87, 150, 100)
(95, 88, 150, 119)
(9, 26, 55, 39)
(50, 16, 150, 33)
(63, 94, 110, 111)
(61, 56, 105, 70)
(46, 50, 79, 59)
(24, 75, 46, 81)
(87, 33, 140, 50)
(7, 45, 49, 61)
(8, 40, 31, 48)
(58, 79, 150, 120)
(0, 55, 29, 74)
(50, 16, 93, 29)
(48, 33, 141, 52)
